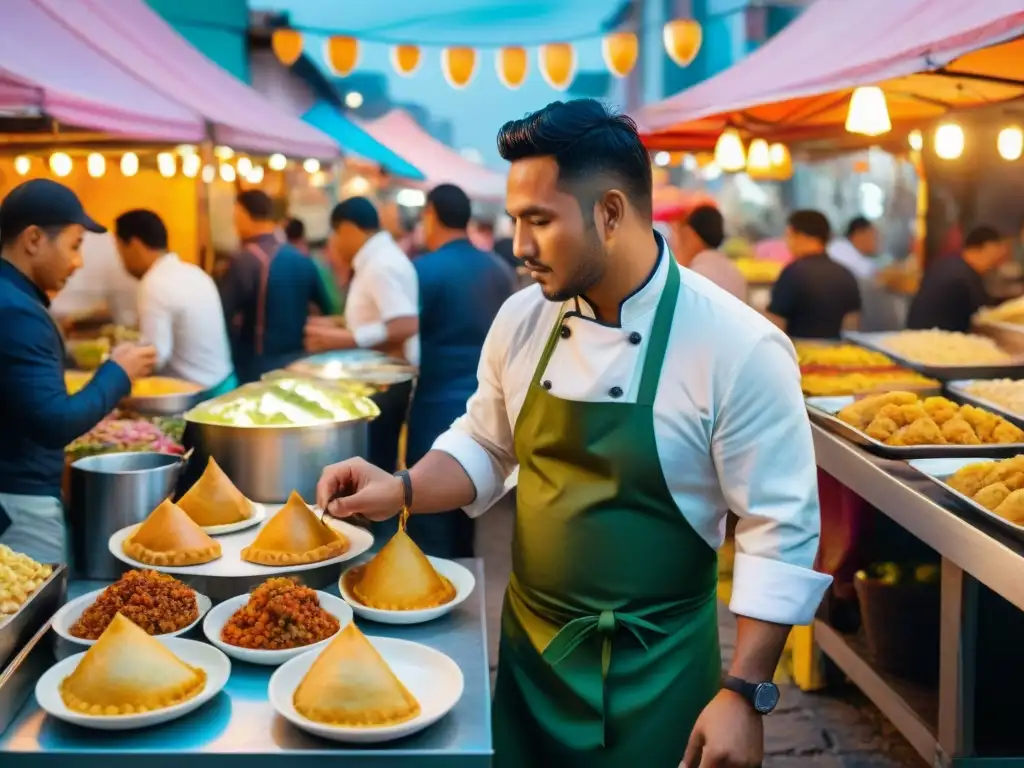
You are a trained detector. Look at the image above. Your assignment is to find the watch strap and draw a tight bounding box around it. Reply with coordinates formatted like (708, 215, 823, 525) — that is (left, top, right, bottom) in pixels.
(394, 469, 413, 510)
(722, 674, 757, 702)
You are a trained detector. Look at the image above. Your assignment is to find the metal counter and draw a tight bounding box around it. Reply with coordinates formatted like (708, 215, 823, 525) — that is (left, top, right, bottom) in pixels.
(812, 424, 1023, 767)
(0, 560, 493, 768)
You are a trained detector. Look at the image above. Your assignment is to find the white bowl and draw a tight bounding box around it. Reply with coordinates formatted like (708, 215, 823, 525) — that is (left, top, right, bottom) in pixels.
(338, 556, 475, 625)
(269, 636, 463, 743)
(52, 588, 212, 648)
(108, 505, 373, 578)
(201, 501, 267, 535)
(202, 590, 353, 666)
(35, 637, 231, 730)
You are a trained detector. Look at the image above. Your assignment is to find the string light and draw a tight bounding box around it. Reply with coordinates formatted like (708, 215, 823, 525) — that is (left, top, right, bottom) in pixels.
(14, 156, 31, 176)
(214, 146, 234, 160)
(653, 151, 671, 167)
(120, 152, 139, 177)
(997, 126, 1023, 161)
(268, 153, 287, 171)
(934, 123, 964, 160)
(908, 130, 923, 151)
(219, 163, 237, 182)
(49, 152, 72, 177)
(713, 129, 746, 172)
(303, 158, 321, 174)
(201, 164, 215, 183)
(87, 153, 106, 178)
(745, 139, 772, 176)
(246, 165, 265, 184)
(236, 156, 253, 176)
(182, 154, 201, 178)
(845, 86, 891, 136)
(157, 152, 176, 178)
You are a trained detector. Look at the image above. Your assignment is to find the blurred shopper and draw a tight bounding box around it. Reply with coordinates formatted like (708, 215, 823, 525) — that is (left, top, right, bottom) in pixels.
(317, 99, 829, 767)
(0, 180, 156, 562)
(49, 230, 139, 330)
(767, 210, 861, 339)
(286, 216, 343, 316)
(114, 209, 236, 395)
(907, 225, 1008, 333)
(283, 216, 309, 254)
(394, 184, 515, 558)
(469, 217, 496, 252)
(219, 190, 333, 383)
(306, 197, 419, 473)
(829, 216, 880, 280)
(673, 205, 747, 301)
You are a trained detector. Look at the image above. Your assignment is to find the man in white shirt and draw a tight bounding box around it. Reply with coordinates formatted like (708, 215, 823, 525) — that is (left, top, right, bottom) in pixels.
(316, 100, 830, 767)
(673, 205, 748, 301)
(114, 210, 236, 394)
(304, 197, 419, 474)
(49, 230, 139, 327)
(829, 216, 880, 280)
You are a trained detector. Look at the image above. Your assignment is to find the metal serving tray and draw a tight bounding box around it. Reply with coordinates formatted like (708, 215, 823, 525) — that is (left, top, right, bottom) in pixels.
(842, 330, 1024, 381)
(945, 380, 1024, 430)
(0, 565, 66, 672)
(909, 457, 1024, 543)
(805, 396, 1024, 459)
(0, 620, 54, 737)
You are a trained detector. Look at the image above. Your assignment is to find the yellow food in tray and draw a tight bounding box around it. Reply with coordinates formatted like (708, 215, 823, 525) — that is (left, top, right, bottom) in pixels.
(65, 372, 201, 397)
(802, 371, 937, 397)
(879, 330, 1011, 365)
(0, 544, 53, 620)
(795, 343, 894, 368)
(947, 455, 1024, 524)
(976, 296, 1024, 326)
(963, 379, 1024, 417)
(837, 391, 1024, 446)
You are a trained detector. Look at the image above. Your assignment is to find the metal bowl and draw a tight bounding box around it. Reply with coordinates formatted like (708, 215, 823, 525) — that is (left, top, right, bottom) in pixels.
(121, 389, 206, 416)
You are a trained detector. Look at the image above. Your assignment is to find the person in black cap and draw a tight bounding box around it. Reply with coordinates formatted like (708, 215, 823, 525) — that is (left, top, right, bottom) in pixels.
(0, 179, 157, 562)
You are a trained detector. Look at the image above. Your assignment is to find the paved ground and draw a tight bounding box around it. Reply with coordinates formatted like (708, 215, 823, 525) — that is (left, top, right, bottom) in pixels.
(475, 498, 923, 767)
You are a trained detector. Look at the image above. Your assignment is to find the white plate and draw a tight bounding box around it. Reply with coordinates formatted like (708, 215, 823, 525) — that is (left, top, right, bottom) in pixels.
(200, 501, 267, 535)
(52, 587, 212, 648)
(108, 504, 374, 577)
(268, 636, 463, 743)
(202, 590, 353, 666)
(338, 557, 475, 625)
(35, 637, 231, 730)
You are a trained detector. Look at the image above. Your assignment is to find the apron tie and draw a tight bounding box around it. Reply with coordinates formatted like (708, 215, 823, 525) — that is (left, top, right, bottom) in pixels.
(542, 609, 669, 747)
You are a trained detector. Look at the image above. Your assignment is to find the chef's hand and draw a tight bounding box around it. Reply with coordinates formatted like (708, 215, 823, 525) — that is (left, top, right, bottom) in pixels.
(681, 690, 763, 768)
(317, 457, 403, 521)
(110, 343, 158, 380)
(304, 323, 354, 352)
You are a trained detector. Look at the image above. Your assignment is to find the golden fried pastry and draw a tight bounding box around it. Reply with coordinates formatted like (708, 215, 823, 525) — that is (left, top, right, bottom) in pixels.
(942, 416, 982, 446)
(60, 614, 206, 715)
(241, 491, 349, 566)
(176, 457, 252, 527)
(123, 499, 222, 566)
(974, 482, 1011, 511)
(923, 396, 960, 425)
(947, 461, 997, 497)
(343, 524, 456, 611)
(293, 622, 420, 726)
(995, 489, 1024, 524)
(837, 391, 919, 427)
(889, 417, 944, 446)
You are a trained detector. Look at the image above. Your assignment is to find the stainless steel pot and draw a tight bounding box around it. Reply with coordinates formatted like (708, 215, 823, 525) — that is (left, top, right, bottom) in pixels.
(68, 452, 185, 580)
(182, 419, 369, 504)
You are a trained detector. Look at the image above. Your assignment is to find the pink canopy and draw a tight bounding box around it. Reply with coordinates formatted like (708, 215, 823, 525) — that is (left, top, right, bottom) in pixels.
(0, 0, 201, 141)
(357, 110, 506, 201)
(638, 0, 1024, 144)
(35, 0, 337, 157)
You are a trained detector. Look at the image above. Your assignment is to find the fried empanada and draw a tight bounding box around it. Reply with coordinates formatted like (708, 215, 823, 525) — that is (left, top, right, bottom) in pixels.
(123, 499, 221, 566)
(241, 491, 349, 566)
(177, 457, 252, 527)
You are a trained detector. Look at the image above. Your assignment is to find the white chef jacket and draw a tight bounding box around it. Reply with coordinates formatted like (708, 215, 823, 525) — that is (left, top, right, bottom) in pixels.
(434, 236, 832, 627)
(344, 231, 420, 365)
(138, 253, 233, 387)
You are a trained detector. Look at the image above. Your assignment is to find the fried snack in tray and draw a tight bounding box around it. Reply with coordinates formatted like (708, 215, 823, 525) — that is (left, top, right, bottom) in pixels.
(220, 577, 340, 650)
(879, 330, 1011, 365)
(794, 342, 895, 368)
(837, 391, 1024, 446)
(802, 370, 938, 397)
(947, 455, 1024, 524)
(0, 544, 53, 621)
(69, 570, 198, 640)
(963, 379, 1024, 417)
(976, 296, 1024, 326)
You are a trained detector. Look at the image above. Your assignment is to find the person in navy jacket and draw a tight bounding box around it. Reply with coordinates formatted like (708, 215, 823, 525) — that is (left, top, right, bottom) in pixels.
(0, 180, 157, 563)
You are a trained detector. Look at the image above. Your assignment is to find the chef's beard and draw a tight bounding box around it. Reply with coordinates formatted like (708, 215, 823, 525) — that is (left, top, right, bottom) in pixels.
(540, 227, 607, 303)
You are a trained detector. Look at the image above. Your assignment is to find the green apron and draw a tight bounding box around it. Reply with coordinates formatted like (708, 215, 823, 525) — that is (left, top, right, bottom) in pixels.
(492, 261, 721, 767)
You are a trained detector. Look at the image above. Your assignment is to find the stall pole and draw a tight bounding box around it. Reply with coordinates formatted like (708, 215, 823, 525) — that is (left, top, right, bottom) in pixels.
(937, 560, 978, 767)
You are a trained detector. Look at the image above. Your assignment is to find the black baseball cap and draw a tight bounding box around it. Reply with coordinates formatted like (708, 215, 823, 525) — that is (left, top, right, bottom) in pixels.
(0, 179, 105, 246)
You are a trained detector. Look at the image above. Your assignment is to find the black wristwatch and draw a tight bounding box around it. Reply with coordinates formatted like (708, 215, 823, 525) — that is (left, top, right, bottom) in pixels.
(722, 675, 780, 714)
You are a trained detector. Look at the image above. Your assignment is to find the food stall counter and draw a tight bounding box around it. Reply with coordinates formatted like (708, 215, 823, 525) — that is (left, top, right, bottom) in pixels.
(0, 560, 492, 767)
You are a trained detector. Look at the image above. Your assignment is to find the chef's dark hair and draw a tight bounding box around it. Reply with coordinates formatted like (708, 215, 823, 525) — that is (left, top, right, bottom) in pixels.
(788, 209, 832, 244)
(114, 209, 168, 250)
(426, 184, 472, 230)
(330, 197, 380, 232)
(964, 225, 1002, 250)
(687, 205, 724, 249)
(497, 99, 652, 219)
(236, 190, 274, 222)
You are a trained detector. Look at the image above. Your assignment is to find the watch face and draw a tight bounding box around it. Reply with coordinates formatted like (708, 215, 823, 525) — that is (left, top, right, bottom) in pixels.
(754, 683, 780, 713)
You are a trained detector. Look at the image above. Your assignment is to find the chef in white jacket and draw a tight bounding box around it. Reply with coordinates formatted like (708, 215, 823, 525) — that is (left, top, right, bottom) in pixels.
(317, 100, 831, 768)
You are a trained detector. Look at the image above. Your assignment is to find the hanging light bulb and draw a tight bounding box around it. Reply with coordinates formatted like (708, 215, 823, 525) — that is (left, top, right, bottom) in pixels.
(120, 152, 139, 177)
(390, 44, 421, 76)
(268, 153, 287, 171)
(14, 155, 31, 176)
(934, 122, 964, 160)
(214, 146, 234, 160)
(908, 129, 923, 151)
(49, 152, 72, 177)
(201, 164, 216, 184)
(653, 151, 671, 167)
(745, 139, 772, 177)
(845, 86, 891, 136)
(602, 32, 638, 78)
(713, 128, 746, 172)
(236, 156, 253, 176)
(176, 144, 197, 156)
(768, 143, 793, 180)
(182, 153, 201, 178)
(86, 153, 106, 178)
(246, 165, 265, 184)
(303, 158, 321, 174)
(496, 47, 529, 89)
(271, 28, 303, 66)
(997, 126, 1023, 161)
(219, 163, 237, 182)
(156, 152, 175, 178)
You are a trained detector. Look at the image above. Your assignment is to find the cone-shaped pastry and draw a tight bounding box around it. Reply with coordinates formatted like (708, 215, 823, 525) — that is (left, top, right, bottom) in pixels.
(177, 457, 252, 527)
(60, 614, 206, 715)
(342, 523, 456, 610)
(241, 491, 349, 565)
(123, 499, 222, 566)
(293, 622, 419, 726)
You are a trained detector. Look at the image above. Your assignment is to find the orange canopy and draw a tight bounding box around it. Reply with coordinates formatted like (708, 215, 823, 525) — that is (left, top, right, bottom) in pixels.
(637, 0, 1024, 151)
